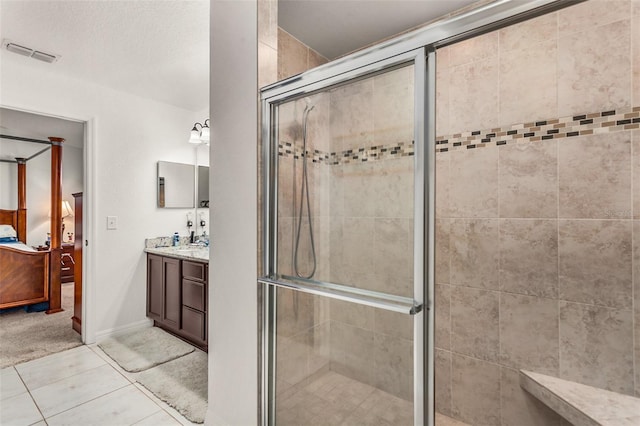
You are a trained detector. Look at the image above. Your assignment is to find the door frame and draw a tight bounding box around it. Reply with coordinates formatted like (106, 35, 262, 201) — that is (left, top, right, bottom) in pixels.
(0, 103, 97, 344)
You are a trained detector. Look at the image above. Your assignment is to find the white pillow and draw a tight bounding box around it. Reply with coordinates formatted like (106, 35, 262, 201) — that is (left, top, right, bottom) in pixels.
(0, 225, 17, 238)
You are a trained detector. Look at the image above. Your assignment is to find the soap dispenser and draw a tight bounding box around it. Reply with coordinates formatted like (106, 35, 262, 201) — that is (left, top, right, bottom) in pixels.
(172, 232, 180, 247)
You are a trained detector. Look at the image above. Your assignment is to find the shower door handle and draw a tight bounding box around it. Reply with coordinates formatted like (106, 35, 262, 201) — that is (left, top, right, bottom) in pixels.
(258, 277, 423, 315)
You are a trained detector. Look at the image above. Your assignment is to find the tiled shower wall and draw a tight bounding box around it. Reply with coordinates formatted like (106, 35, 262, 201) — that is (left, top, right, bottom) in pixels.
(435, 1, 640, 425)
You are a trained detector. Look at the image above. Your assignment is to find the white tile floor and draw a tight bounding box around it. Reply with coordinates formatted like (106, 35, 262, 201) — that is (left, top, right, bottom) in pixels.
(0, 344, 198, 426)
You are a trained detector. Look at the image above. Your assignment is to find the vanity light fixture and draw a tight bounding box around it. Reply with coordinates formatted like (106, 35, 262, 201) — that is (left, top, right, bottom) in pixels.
(189, 119, 210, 145)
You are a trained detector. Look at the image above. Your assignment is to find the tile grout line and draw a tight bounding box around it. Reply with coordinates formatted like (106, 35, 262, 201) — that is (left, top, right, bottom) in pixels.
(13, 365, 48, 425)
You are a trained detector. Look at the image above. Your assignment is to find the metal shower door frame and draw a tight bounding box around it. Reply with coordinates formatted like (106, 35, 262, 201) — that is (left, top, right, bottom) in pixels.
(260, 47, 430, 426)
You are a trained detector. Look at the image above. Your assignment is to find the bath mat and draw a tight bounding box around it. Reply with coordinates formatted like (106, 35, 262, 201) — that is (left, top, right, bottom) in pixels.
(98, 326, 194, 372)
(136, 349, 208, 423)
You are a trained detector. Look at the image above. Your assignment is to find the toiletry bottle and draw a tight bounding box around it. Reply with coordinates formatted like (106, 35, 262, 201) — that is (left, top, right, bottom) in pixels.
(173, 232, 179, 246)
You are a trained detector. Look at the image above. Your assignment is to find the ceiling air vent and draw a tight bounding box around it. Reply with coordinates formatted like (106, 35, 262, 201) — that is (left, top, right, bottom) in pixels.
(2, 39, 60, 63)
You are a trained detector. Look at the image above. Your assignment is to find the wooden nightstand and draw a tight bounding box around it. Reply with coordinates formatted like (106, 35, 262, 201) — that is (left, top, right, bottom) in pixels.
(61, 243, 75, 283)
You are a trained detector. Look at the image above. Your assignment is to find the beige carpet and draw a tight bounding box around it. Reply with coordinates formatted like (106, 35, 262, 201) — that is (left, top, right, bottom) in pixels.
(136, 349, 208, 424)
(0, 283, 82, 368)
(98, 326, 195, 372)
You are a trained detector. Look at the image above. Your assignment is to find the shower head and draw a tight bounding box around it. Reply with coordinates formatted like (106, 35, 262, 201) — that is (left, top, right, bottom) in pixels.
(303, 97, 315, 113)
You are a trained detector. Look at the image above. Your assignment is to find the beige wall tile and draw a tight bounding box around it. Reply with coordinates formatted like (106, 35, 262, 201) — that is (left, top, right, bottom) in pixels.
(341, 216, 375, 281)
(558, 0, 630, 37)
(558, 219, 632, 309)
(499, 12, 557, 52)
(634, 15, 640, 105)
(435, 219, 450, 284)
(450, 219, 500, 290)
(499, 140, 558, 218)
(278, 28, 308, 81)
(373, 333, 413, 400)
(436, 349, 452, 417)
(372, 158, 414, 219)
(499, 39, 557, 127)
(329, 321, 374, 386)
(435, 284, 451, 351)
(258, 42, 278, 88)
(635, 132, 640, 219)
(499, 293, 559, 374)
(307, 92, 331, 154)
(449, 148, 499, 218)
(277, 332, 312, 386)
(449, 58, 499, 134)
(436, 52, 450, 136)
(374, 309, 413, 341)
(559, 132, 631, 219)
(373, 68, 414, 145)
(329, 78, 374, 151)
(258, 0, 277, 50)
(330, 298, 374, 330)
(308, 48, 328, 69)
(499, 219, 558, 298)
(633, 220, 640, 396)
(329, 166, 344, 218)
(450, 286, 499, 362)
(448, 31, 498, 67)
(277, 288, 316, 338)
(451, 354, 501, 425)
(278, 216, 294, 276)
(437, 46, 450, 69)
(500, 368, 562, 426)
(559, 301, 634, 394)
(372, 218, 412, 297)
(558, 19, 631, 116)
(435, 152, 450, 218)
(308, 323, 331, 376)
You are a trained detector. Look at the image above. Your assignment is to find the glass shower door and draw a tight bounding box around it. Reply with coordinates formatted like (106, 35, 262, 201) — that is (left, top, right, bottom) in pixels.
(261, 48, 429, 426)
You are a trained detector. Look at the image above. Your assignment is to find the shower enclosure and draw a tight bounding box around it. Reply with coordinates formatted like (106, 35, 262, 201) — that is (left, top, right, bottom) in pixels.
(258, 1, 621, 425)
(261, 52, 428, 425)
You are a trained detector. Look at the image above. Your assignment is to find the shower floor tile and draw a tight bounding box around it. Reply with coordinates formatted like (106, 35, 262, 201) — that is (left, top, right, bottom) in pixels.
(436, 412, 471, 426)
(276, 370, 413, 426)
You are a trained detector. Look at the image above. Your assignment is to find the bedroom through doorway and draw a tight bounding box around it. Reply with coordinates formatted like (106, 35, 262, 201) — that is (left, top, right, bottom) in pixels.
(0, 107, 86, 367)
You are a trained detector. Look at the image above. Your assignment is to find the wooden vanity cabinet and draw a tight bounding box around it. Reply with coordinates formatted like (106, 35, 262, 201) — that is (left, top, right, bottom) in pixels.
(146, 254, 207, 350)
(181, 261, 207, 346)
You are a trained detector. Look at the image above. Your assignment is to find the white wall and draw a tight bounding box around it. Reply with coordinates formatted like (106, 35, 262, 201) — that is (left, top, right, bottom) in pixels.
(0, 142, 84, 247)
(1, 52, 203, 339)
(208, 0, 258, 424)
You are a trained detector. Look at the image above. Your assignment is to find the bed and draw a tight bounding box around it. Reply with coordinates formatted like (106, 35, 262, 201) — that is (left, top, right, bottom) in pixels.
(0, 135, 65, 313)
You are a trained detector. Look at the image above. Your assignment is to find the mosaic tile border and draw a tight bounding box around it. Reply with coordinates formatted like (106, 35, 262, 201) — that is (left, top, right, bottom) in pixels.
(277, 106, 640, 163)
(436, 106, 640, 153)
(278, 140, 414, 165)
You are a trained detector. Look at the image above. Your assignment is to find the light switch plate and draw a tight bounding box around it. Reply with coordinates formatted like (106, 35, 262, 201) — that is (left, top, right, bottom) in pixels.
(107, 216, 117, 230)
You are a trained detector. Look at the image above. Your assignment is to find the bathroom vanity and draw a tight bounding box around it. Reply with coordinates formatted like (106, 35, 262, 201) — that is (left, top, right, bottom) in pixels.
(145, 246, 208, 351)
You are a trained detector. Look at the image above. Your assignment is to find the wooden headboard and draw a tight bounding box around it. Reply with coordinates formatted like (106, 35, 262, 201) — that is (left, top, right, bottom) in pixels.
(0, 209, 22, 242)
(0, 209, 18, 229)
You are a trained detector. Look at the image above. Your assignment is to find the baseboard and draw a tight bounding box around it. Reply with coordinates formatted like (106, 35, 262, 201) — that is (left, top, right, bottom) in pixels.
(94, 318, 153, 342)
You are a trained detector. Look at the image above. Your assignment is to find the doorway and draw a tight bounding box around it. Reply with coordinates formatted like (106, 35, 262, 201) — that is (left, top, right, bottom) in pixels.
(0, 105, 94, 358)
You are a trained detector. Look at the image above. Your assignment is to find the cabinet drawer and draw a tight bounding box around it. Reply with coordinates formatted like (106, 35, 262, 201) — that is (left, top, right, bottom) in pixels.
(182, 306, 205, 341)
(182, 279, 206, 311)
(183, 261, 206, 282)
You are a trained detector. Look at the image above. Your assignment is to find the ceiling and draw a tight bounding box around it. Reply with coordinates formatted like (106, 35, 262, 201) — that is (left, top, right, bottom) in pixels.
(279, 0, 480, 59)
(0, 0, 479, 112)
(0, 107, 84, 162)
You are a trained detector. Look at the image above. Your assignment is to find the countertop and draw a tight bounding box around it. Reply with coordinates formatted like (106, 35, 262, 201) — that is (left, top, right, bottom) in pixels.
(144, 245, 209, 263)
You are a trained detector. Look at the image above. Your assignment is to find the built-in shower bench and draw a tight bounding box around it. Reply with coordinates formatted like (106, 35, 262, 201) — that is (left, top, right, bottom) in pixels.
(519, 370, 640, 426)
